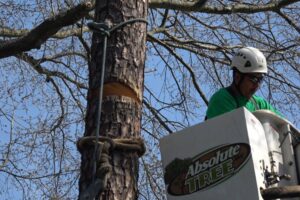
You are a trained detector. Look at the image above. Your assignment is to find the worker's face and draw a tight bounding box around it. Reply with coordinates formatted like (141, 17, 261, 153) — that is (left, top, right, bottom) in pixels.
(236, 73, 264, 99)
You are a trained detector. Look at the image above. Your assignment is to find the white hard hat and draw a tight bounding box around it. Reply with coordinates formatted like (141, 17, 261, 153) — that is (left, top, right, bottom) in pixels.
(231, 47, 268, 73)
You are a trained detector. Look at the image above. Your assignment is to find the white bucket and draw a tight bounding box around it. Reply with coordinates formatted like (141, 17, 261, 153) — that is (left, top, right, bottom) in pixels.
(160, 108, 300, 200)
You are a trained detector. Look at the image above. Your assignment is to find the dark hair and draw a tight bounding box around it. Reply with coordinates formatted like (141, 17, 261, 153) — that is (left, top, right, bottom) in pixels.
(232, 67, 238, 77)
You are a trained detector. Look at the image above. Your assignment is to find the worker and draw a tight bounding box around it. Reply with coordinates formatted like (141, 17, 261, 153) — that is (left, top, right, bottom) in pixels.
(205, 47, 282, 120)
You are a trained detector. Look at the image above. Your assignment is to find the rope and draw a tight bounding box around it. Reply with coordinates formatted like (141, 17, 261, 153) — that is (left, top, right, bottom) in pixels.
(77, 136, 146, 157)
(77, 136, 146, 200)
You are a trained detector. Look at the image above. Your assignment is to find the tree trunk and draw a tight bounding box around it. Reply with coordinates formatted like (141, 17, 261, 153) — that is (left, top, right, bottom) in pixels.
(79, 0, 147, 199)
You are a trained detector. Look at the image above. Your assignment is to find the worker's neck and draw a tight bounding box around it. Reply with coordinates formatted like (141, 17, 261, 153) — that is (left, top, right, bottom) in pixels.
(229, 84, 242, 97)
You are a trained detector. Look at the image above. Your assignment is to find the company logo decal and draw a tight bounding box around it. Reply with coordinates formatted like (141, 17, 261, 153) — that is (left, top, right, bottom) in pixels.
(164, 143, 251, 196)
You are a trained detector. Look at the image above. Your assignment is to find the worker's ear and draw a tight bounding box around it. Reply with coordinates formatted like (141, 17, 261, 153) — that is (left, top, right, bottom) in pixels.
(233, 71, 241, 84)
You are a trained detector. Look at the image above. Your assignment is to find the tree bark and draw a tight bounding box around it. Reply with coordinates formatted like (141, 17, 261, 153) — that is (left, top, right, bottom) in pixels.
(79, 0, 147, 199)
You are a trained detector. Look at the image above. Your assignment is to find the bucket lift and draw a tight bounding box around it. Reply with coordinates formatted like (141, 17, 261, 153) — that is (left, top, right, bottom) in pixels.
(159, 108, 300, 200)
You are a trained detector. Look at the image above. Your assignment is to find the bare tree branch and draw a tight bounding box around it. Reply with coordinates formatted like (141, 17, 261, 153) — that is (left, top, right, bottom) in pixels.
(0, 26, 90, 39)
(143, 99, 173, 134)
(15, 53, 87, 89)
(148, 33, 209, 105)
(276, 10, 300, 34)
(0, 1, 94, 59)
(149, 0, 299, 13)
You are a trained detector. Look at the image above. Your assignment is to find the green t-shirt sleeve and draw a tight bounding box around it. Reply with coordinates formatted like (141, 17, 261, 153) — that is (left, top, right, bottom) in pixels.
(206, 89, 237, 119)
(253, 96, 284, 118)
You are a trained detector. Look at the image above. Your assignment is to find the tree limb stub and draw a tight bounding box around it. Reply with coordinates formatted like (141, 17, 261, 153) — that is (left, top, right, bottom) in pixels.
(0, 2, 94, 59)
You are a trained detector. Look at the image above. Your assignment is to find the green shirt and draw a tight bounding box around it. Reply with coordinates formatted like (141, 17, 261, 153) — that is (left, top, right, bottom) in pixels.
(206, 88, 282, 119)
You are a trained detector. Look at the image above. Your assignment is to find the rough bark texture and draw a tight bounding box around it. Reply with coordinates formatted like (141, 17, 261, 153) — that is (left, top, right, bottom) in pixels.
(79, 0, 147, 199)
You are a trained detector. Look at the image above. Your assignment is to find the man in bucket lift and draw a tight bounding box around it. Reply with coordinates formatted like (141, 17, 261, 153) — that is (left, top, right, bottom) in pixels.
(206, 47, 282, 120)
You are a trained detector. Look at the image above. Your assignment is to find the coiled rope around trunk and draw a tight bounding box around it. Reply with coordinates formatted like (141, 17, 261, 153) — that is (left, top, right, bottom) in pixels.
(77, 136, 146, 200)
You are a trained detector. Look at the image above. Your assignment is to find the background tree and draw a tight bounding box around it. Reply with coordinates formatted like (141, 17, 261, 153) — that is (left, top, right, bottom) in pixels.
(0, 0, 299, 199)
